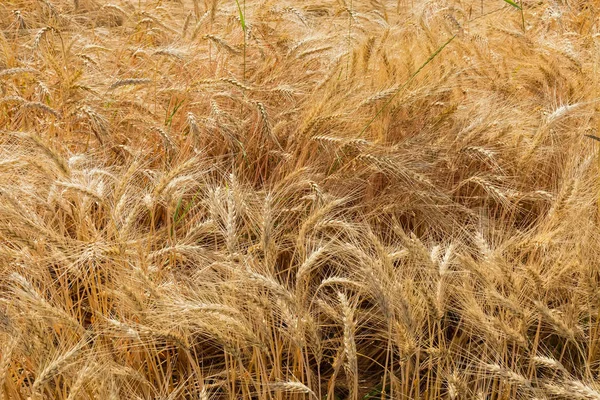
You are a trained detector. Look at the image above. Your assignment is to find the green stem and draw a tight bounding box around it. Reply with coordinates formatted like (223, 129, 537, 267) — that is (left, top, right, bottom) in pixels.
(234, 0, 246, 81)
(347, 1, 353, 80)
(358, 34, 456, 136)
(520, 0, 526, 31)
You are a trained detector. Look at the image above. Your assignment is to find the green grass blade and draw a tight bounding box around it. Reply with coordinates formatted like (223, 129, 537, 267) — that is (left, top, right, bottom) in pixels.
(234, 0, 247, 82)
(502, 0, 522, 9)
(165, 99, 185, 127)
(173, 187, 204, 228)
(359, 34, 456, 136)
(173, 196, 184, 223)
(234, 0, 246, 31)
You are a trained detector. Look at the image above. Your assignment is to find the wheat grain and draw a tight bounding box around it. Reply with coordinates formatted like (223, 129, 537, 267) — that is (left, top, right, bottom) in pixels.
(32, 336, 89, 394)
(269, 381, 317, 398)
(0, 1, 599, 399)
(108, 78, 152, 90)
(0, 67, 39, 78)
(338, 292, 358, 398)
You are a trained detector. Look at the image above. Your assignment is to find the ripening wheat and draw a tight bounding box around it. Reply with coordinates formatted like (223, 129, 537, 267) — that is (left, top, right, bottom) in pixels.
(1, 0, 600, 399)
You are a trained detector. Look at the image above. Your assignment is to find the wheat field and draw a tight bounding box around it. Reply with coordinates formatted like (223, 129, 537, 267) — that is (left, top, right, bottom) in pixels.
(0, 0, 599, 399)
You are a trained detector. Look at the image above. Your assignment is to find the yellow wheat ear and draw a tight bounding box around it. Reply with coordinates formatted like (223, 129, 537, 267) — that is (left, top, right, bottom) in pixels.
(0, 0, 599, 398)
(587, 134, 600, 224)
(234, 0, 247, 82)
(359, 34, 456, 137)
